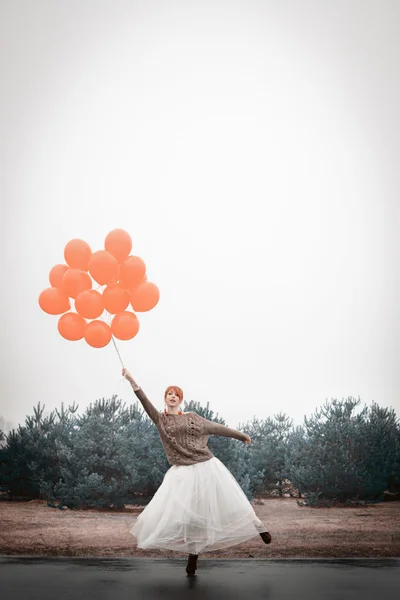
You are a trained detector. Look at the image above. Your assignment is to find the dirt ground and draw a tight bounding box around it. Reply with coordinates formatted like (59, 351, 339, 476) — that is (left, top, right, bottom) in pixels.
(0, 498, 399, 558)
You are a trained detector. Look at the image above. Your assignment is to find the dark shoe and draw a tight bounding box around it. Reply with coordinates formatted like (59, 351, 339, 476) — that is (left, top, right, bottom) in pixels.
(260, 531, 272, 544)
(186, 553, 198, 576)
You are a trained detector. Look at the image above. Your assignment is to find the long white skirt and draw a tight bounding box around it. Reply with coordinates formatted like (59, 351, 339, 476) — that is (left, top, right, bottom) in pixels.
(130, 456, 268, 554)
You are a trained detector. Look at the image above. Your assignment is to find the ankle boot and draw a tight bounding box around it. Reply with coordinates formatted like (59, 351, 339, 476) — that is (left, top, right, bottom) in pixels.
(186, 553, 198, 576)
(260, 531, 272, 544)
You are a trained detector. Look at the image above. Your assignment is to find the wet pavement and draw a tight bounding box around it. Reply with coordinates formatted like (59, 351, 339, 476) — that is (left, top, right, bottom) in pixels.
(1, 556, 399, 599)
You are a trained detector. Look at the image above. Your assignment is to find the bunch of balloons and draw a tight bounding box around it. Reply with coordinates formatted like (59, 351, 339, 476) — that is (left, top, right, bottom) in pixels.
(38, 229, 160, 348)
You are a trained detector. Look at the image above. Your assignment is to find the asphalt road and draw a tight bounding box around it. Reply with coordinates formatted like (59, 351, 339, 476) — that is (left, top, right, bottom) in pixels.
(1, 556, 399, 600)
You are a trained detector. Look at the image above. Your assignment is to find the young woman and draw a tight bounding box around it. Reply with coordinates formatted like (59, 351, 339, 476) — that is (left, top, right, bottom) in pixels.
(123, 367, 272, 576)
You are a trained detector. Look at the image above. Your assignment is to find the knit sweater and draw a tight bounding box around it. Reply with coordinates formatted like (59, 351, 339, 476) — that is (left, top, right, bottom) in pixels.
(134, 388, 247, 466)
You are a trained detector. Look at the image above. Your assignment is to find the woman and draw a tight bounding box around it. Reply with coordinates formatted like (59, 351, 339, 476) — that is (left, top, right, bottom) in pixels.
(123, 368, 272, 577)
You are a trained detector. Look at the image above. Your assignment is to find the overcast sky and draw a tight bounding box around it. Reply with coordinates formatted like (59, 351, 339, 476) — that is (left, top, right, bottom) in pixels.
(1, 0, 399, 432)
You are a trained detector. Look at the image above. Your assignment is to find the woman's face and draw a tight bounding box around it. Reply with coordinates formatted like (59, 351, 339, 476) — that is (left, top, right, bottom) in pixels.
(165, 388, 181, 408)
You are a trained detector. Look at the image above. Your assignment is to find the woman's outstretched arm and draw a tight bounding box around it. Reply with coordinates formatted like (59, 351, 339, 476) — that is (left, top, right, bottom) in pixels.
(201, 417, 250, 443)
(122, 368, 160, 425)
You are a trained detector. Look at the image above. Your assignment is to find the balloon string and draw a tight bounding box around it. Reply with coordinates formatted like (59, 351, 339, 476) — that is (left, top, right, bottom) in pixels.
(112, 336, 125, 368)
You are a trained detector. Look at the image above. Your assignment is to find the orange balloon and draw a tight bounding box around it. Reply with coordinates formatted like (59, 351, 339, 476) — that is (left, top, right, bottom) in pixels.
(110, 264, 120, 284)
(49, 264, 70, 288)
(64, 239, 92, 271)
(111, 311, 140, 340)
(119, 255, 146, 290)
(58, 312, 87, 341)
(84, 320, 112, 348)
(75, 290, 104, 319)
(130, 282, 160, 312)
(128, 272, 147, 293)
(39, 287, 71, 315)
(62, 269, 92, 299)
(105, 229, 132, 263)
(102, 283, 129, 314)
(88, 250, 119, 286)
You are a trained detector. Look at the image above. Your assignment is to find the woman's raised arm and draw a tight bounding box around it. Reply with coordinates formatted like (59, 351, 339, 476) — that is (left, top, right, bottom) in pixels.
(122, 368, 160, 425)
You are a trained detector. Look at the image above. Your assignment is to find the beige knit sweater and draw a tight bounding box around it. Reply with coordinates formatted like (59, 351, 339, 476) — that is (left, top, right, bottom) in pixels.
(134, 387, 247, 466)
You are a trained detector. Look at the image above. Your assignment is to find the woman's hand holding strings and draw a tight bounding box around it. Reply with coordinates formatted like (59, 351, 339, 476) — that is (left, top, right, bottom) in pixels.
(122, 367, 133, 382)
(122, 368, 140, 391)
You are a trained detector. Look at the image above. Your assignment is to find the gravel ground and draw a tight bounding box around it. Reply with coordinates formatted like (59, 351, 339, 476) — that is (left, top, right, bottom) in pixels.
(1, 498, 399, 558)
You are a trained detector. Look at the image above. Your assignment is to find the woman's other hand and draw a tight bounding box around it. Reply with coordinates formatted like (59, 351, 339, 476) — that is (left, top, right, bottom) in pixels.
(243, 435, 251, 444)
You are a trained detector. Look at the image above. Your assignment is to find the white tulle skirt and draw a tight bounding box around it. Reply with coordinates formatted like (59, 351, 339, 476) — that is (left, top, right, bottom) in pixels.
(130, 456, 268, 554)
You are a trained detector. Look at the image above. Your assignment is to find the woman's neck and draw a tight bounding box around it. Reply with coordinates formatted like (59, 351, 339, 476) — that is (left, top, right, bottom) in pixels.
(164, 408, 183, 415)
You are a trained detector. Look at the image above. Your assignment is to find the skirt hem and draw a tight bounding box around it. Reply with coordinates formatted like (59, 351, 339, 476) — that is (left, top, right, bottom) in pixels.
(133, 531, 265, 553)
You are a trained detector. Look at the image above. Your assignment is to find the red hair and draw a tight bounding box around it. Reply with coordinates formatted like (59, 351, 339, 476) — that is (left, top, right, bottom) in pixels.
(164, 386, 183, 401)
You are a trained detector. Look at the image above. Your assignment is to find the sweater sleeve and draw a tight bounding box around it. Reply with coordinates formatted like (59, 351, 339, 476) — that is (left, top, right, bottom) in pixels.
(134, 388, 160, 425)
(202, 418, 246, 442)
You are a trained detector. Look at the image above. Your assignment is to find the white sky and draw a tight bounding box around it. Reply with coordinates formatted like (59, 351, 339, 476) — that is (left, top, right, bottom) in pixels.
(1, 0, 399, 432)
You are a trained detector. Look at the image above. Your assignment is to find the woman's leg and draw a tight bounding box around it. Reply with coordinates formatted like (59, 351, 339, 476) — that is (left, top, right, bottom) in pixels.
(188, 541, 197, 554)
(186, 541, 199, 575)
(186, 554, 198, 576)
